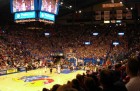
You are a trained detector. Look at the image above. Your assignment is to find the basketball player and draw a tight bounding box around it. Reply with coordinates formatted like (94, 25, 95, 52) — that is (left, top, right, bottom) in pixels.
(25, 63, 28, 73)
(97, 57, 100, 65)
(44, 65, 47, 73)
(17, 0, 22, 11)
(57, 64, 61, 74)
(13, 0, 17, 12)
(48, 1, 52, 12)
(21, 0, 26, 11)
(50, 67, 53, 74)
(30, 0, 34, 10)
(42, 0, 48, 11)
(24, 0, 31, 10)
(54, 0, 59, 14)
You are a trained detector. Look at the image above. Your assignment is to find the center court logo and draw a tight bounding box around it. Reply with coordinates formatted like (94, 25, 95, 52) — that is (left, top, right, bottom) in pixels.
(13, 75, 54, 86)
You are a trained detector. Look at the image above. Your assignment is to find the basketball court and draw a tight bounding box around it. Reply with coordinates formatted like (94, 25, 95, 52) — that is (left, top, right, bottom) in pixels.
(0, 68, 85, 91)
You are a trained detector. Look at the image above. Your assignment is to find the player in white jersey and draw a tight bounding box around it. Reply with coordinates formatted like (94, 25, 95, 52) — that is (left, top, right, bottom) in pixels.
(48, 4, 52, 12)
(21, 0, 26, 11)
(57, 64, 61, 74)
(44, 65, 47, 73)
(31, 0, 34, 10)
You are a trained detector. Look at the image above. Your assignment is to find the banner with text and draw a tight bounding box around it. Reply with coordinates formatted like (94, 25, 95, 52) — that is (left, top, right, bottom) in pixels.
(95, 11, 101, 20)
(104, 11, 110, 20)
(126, 11, 132, 19)
(116, 10, 123, 19)
(7, 68, 17, 74)
(102, 3, 123, 8)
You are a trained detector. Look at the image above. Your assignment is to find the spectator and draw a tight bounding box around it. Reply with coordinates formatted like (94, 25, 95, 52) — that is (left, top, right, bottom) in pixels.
(42, 88, 49, 91)
(50, 84, 61, 91)
(84, 77, 101, 91)
(99, 70, 115, 91)
(56, 84, 78, 91)
(126, 58, 140, 91)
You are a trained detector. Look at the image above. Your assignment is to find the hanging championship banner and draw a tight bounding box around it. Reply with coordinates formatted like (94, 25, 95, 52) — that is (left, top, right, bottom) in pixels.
(104, 11, 110, 20)
(102, 3, 123, 8)
(116, 10, 123, 19)
(138, 5, 140, 16)
(95, 11, 101, 20)
(126, 11, 132, 19)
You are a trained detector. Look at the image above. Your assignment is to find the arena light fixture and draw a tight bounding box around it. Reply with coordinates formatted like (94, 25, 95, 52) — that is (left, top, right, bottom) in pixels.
(120, 1, 123, 4)
(118, 32, 124, 36)
(104, 20, 110, 23)
(45, 33, 50, 36)
(113, 42, 119, 46)
(60, 2, 63, 5)
(69, 5, 72, 9)
(93, 33, 99, 36)
(79, 10, 82, 13)
(84, 42, 91, 45)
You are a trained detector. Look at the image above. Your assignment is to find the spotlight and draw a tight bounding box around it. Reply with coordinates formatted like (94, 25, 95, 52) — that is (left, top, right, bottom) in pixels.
(69, 5, 72, 9)
(79, 10, 82, 13)
(60, 2, 63, 5)
(130, 7, 133, 10)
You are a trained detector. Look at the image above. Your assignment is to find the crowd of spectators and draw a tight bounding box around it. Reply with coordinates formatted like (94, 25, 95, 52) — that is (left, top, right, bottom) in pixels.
(0, 24, 140, 69)
(43, 57, 140, 91)
(0, 24, 140, 91)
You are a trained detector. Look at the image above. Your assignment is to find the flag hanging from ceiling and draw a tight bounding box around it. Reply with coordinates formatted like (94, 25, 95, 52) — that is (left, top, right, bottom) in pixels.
(126, 11, 132, 19)
(116, 10, 123, 19)
(95, 11, 101, 20)
(104, 11, 110, 20)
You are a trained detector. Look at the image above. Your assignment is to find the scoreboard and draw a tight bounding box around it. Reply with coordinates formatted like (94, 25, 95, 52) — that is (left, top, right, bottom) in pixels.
(14, 11, 36, 20)
(39, 11, 55, 21)
(11, 0, 38, 13)
(39, 0, 59, 15)
(10, 0, 59, 23)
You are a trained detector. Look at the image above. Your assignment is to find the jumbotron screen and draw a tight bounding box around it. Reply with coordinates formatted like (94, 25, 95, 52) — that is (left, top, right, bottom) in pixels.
(11, 0, 37, 13)
(40, 0, 59, 15)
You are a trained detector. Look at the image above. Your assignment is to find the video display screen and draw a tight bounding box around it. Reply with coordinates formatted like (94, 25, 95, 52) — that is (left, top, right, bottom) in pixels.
(39, 11, 55, 21)
(40, 0, 59, 14)
(11, 0, 37, 13)
(14, 11, 36, 20)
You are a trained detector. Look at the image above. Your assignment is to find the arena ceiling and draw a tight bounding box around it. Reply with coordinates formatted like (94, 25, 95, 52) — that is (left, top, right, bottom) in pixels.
(0, 0, 106, 24)
(0, 0, 108, 16)
(0, 0, 139, 25)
